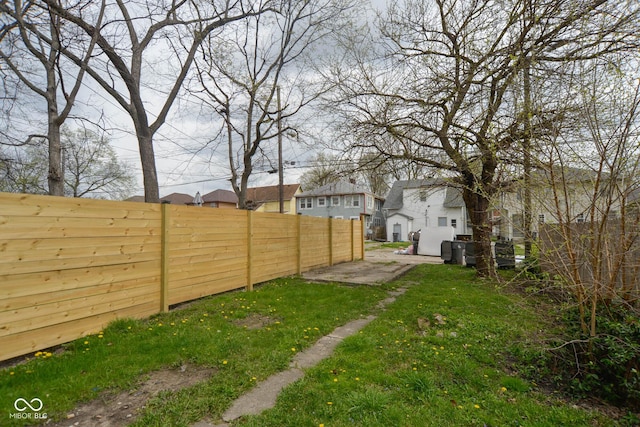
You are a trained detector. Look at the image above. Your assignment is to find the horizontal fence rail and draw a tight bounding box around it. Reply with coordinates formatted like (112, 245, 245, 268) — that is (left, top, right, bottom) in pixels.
(0, 192, 364, 362)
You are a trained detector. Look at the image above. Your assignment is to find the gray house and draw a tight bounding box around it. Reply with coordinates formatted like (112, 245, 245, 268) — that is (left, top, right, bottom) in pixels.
(295, 181, 385, 237)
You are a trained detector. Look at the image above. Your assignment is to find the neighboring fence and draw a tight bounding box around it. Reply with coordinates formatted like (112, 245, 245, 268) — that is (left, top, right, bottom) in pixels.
(538, 221, 640, 305)
(0, 192, 364, 362)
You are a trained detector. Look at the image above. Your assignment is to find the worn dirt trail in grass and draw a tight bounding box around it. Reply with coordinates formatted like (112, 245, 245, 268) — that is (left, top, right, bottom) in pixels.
(48, 364, 213, 427)
(194, 287, 408, 427)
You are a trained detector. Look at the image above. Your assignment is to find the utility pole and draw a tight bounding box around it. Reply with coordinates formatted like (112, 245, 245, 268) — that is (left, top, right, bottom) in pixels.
(277, 86, 284, 214)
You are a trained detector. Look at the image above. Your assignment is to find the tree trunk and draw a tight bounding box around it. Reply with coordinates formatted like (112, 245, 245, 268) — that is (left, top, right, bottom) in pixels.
(137, 131, 159, 203)
(47, 121, 64, 196)
(463, 187, 496, 278)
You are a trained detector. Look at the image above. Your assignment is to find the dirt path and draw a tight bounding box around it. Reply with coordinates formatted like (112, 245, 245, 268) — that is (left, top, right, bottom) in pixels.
(195, 287, 408, 427)
(48, 365, 213, 427)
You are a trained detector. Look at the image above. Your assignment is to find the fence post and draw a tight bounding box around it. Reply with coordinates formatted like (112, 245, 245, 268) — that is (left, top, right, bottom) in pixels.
(360, 218, 365, 260)
(328, 217, 334, 266)
(160, 203, 170, 313)
(297, 214, 302, 274)
(351, 219, 355, 261)
(246, 210, 254, 291)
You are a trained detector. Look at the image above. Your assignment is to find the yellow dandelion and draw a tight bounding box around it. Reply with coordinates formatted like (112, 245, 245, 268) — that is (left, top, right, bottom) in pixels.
(474, 404, 480, 409)
(222, 360, 228, 365)
(327, 402, 333, 405)
(291, 347, 296, 352)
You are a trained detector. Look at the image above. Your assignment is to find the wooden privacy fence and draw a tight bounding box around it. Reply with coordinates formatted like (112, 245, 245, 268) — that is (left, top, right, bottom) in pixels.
(538, 222, 640, 305)
(0, 192, 364, 362)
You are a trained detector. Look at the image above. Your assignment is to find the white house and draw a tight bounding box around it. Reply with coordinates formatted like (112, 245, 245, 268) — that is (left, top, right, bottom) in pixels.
(383, 179, 469, 254)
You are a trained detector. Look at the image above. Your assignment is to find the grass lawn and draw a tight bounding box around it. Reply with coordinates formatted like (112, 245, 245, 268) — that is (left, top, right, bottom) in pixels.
(0, 265, 621, 426)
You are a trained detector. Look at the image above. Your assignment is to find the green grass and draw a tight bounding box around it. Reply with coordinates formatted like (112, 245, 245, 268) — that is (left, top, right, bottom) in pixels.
(239, 266, 616, 427)
(0, 278, 387, 426)
(0, 266, 621, 426)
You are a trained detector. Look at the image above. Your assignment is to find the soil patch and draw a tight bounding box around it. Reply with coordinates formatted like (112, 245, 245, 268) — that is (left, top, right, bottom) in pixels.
(233, 314, 278, 330)
(49, 364, 213, 427)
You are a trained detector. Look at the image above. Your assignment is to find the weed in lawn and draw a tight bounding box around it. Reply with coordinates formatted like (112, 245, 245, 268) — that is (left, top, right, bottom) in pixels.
(238, 265, 620, 427)
(0, 277, 386, 426)
(0, 265, 627, 426)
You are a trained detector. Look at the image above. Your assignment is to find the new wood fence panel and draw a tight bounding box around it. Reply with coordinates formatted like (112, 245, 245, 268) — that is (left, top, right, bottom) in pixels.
(251, 213, 298, 283)
(166, 206, 249, 305)
(0, 192, 364, 362)
(332, 220, 353, 264)
(0, 192, 162, 362)
(300, 216, 331, 270)
(353, 220, 364, 261)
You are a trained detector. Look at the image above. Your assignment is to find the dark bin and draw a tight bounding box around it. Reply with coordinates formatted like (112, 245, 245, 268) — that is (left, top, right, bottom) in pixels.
(465, 242, 476, 267)
(495, 241, 515, 269)
(441, 240, 452, 263)
(393, 233, 399, 242)
(441, 240, 466, 265)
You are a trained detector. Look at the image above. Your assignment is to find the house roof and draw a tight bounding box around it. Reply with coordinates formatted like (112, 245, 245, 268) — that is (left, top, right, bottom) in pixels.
(246, 184, 301, 203)
(296, 181, 383, 199)
(382, 179, 442, 210)
(443, 187, 465, 208)
(383, 179, 465, 210)
(160, 192, 193, 205)
(202, 189, 238, 204)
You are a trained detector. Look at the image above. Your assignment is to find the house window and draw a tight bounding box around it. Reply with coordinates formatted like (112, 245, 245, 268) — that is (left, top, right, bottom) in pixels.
(438, 217, 447, 227)
(419, 190, 427, 202)
(299, 197, 312, 209)
(331, 196, 340, 206)
(576, 213, 585, 223)
(366, 195, 373, 209)
(318, 197, 326, 207)
(451, 219, 457, 228)
(538, 214, 545, 224)
(345, 195, 360, 207)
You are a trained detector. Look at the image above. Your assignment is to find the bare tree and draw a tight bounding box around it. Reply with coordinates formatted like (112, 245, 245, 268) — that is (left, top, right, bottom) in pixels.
(300, 152, 345, 190)
(0, 128, 135, 198)
(537, 63, 640, 332)
(193, 0, 357, 209)
(39, 0, 275, 203)
(328, 0, 640, 277)
(0, 0, 102, 196)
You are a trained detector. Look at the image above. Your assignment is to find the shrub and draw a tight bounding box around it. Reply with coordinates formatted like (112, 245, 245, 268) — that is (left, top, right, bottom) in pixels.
(550, 305, 640, 410)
